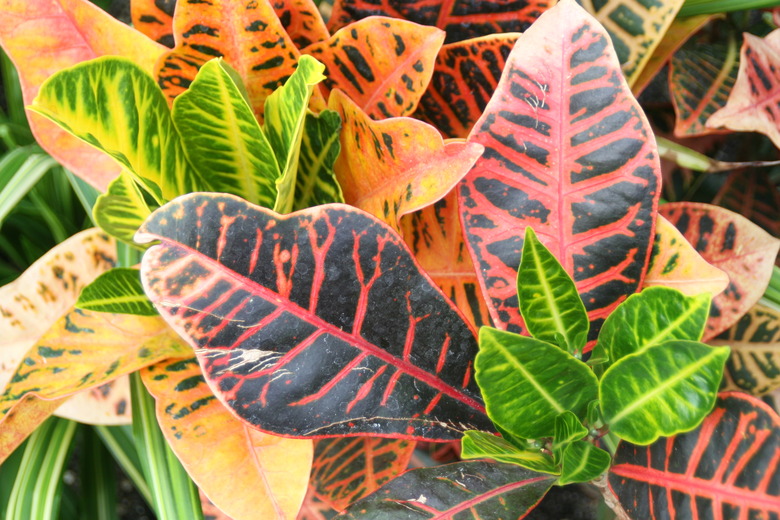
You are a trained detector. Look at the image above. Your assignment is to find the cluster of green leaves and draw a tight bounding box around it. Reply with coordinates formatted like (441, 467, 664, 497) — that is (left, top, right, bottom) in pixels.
(462, 228, 730, 485)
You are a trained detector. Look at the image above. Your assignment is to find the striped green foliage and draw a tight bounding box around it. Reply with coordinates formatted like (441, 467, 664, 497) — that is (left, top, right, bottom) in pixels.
(77, 267, 157, 316)
(461, 430, 559, 475)
(294, 110, 343, 210)
(557, 440, 610, 485)
(600, 340, 730, 444)
(172, 59, 280, 208)
(94, 171, 153, 244)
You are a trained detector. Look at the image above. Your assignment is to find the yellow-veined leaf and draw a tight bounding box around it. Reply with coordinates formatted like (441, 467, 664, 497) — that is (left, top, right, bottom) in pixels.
(294, 110, 344, 210)
(94, 170, 154, 244)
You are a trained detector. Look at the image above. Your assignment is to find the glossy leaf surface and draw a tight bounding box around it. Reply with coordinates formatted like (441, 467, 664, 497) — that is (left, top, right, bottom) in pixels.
(518, 227, 588, 355)
(76, 268, 157, 316)
(339, 460, 555, 519)
(642, 215, 729, 297)
(303, 17, 444, 119)
(0, 0, 167, 190)
(707, 30, 780, 147)
(93, 170, 153, 244)
(328, 0, 551, 44)
(310, 437, 415, 511)
(609, 392, 780, 519)
(142, 356, 312, 520)
(294, 110, 344, 211)
(712, 303, 780, 396)
(552, 411, 588, 460)
(558, 440, 610, 485)
(330, 89, 483, 231)
(476, 327, 598, 439)
(272, 0, 330, 49)
(137, 193, 492, 440)
(131, 0, 176, 47)
(415, 34, 519, 139)
(600, 340, 730, 444)
(460, 0, 661, 340)
(660, 202, 780, 340)
(461, 430, 559, 475)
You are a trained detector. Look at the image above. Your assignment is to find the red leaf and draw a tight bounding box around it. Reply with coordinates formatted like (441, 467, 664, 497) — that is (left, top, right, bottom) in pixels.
(711, 169, 780, 238)
(458, 0, 661, 341)
(609, 392, 780, 519)
(137, 193, 492, 441)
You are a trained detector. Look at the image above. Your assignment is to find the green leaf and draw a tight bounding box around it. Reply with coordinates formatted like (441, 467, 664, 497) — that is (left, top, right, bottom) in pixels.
(0, 146, 58, 224)
(476, 327, 599, 439)
(28, 56, 207, 202)
(593, 287, 710, 374)
(94, 171, 153, 244)
(552, 411, 588, 465)
(76, 267, 157, 316)
(263, 55, 326, 213)
(461, 430, 560, 475)
(172, 59, 280, 208)
(600, 340, 730, 445)
(294, 109, 343, 210)
(557, 440, 610, 485)
(518, 227, 588, 356)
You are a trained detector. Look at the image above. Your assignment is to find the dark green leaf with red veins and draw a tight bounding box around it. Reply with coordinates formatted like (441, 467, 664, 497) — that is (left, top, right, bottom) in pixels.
(136, 193, 493, 440)
(310, 437, 415, 511)
(659, 202, 780, 341)
(302, 17, 444, 119)
(670, 24, 739, 137)
(712, 169, 780, 238)
(299, 486, 339, 520)
(609, 392, 780, 520)
(328, 0, 552, 44)
(338, 460, 555, 520)
(131, 0, 176, 47)
(458, 0, 661, 341)
(414, 34, 519, 139)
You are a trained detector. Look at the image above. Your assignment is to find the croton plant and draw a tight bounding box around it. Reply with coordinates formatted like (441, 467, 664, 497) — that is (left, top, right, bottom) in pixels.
(0, 0, 779, 518)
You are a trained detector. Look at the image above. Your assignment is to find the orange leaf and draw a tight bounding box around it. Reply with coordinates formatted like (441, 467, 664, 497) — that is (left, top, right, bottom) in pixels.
(142, 356, 312, 520)
(642, 215, 729, 297)
(0, 310, 189, 463)
(274, 0, 330, 49)
(707, 30, 780, 148)
(0, 0, 167, 191)
(329, 88, 483, 231)
(131, 0, 176, 47)
(303, 17, 444, 119)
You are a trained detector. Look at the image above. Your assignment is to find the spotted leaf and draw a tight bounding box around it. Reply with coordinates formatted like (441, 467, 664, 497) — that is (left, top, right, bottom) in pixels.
(414, 33, 520, 139)
(0, 310, 189, 463)
(272, 0, 330, 49)
(131, 0, 176, 47)
(328, 0, 553, 44)
(0, 0, 167, 191)
(330, 89, 483, 232)
(459, 0, 661, 341)
(142, 356, 313, 520)
(303, 17, 444, 119)
(659, 202, 780, 340)
(136, 193, 493, 440)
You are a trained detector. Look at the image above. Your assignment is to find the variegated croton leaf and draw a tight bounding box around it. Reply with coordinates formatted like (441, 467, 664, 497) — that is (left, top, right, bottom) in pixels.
(131, 0, 176, 47)
(711, 168, 780, 238)
(459, 0, 661, 341)
(137, 193, 493, 441)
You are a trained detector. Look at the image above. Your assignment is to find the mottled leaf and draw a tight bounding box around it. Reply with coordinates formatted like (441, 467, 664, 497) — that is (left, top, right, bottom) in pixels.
(142, 356, 312, 520)
(461, 430, 559, 475)
(660, 202, 780, 340)
(298, 487, 339, 520)
(131, 0, 176, 47)
(137, 193, 493, 440)
(77, 268, 157, 316)
(272, 0, 330, 49)
(303, 17, 444, 119)
(330, 89, 483, 232)
(0, 0, 167, 190)
(93, 170, 154, 244)
(294, 109, 344, 211)
(711, 168, 780, 238)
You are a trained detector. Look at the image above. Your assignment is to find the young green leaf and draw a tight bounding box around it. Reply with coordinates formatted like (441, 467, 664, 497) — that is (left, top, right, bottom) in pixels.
(294, 109, 343, 210)
(600, 340, 730, 445)
(172, 58, 280, 208)
(557, 440, 610, 485)
(518, 227, 588, 356)
(263, 55, 326, 213)
(461, 430, 559, 475)
(76, 268, 157, 316)
(592, 287, 711, 373)
(552, 411, 588, 465)
(93, 171, 153, 244)
(476, 327, 598, 439)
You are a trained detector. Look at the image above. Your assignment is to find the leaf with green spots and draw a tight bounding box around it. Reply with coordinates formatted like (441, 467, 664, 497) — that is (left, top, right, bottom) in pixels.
(518, 227, 589, 357)
(141, 356, 312, 520)
(0, 309, 189, 463)
(264, 55, 327, 213)
(93, 170, 154, 244)
(557, 440, 610, 485)
(476, 327, 598, 440)
(552, 411, 588, 465)
(600, 340, 730, 444)
(76, 268, 157, 316)
(294, 110, 344, 211)
(461, 430, 559, 475)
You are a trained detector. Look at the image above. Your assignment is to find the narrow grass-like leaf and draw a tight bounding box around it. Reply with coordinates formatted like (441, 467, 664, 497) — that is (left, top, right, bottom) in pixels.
(294, 110, 343, 210)
(679, 0, 780, 16)
(80, 427, 118, 520)
(93, 171, 152, 243)
(77, 268, 157, 316)
(600, 340, 730, 444)
(0, 147, 57, 223)
(558, 440, 610, 485)
(94, 425, 153, 507)
(476, 327, 599, 439)
(518, 227, 589, 356)
(461, 430, 559, 475)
